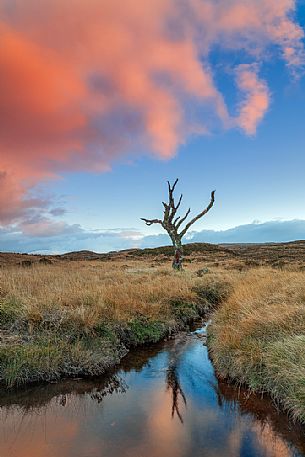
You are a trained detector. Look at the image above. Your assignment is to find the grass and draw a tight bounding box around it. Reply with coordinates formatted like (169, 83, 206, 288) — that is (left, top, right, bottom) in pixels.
(0, 260, 229, 387)
(2, 259, 305, 424)
(208, 268, 305, 423)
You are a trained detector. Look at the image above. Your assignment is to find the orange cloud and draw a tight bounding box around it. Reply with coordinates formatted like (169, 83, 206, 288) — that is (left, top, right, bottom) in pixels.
(0, 0, 303, 223)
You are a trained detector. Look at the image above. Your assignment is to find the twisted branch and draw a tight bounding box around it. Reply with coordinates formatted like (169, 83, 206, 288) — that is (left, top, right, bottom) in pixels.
(179, 190, 215, 237)
(141, 217, 163, 226)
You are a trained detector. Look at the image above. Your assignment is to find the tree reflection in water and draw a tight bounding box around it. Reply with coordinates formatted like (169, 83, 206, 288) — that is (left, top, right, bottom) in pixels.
(166, 339, 188, 423)
(166, 364, 187, 423)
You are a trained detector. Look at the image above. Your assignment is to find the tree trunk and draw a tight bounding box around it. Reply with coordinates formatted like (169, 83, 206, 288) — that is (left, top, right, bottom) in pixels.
(172, 238, 183, 271)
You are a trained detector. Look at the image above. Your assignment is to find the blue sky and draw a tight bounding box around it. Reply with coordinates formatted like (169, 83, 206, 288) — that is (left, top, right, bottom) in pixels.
(41, 63, 305, 243)
(1, 0, 305, 253)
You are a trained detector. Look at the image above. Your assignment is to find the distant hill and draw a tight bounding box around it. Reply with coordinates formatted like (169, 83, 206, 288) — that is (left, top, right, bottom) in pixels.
(0, 240, 305, 269)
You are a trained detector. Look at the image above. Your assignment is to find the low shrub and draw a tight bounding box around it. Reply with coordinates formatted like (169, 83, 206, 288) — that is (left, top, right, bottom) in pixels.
(193, 279, 232, 310)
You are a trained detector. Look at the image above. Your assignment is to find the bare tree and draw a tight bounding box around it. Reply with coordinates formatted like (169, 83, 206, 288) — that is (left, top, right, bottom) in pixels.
(141, 179, 215, 270)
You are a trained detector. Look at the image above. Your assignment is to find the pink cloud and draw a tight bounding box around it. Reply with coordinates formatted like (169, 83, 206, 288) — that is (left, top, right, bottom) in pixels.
(0, 0, 303, 224)
(235, 64, 270, 135)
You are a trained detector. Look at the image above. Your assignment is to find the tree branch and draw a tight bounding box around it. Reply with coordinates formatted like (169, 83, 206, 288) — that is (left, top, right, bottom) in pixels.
(176, 208, 190, 230)
(176, 194, 183, 212)
(179, 190, 215, 237)
(169, 193, 182, 223)
(168, 180, 178, 208)
(165, 179, 181, 224)
(140, 217, 163, 226)
(173, 216, 180, 226)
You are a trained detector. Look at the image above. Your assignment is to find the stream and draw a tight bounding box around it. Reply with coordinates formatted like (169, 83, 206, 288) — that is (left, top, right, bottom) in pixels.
(1, 320, 305, 457)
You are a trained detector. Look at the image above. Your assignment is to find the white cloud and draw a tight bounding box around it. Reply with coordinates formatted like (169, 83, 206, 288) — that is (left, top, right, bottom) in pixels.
(1, 219, 305, 254)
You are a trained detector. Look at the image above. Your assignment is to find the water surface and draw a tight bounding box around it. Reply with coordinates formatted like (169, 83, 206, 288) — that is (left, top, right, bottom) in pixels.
(1, 321, 305, 457)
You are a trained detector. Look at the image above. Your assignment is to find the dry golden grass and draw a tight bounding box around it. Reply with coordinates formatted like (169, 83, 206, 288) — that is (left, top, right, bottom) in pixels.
(0, 260, 237, 328)
(0, 261, 194, 328)
(0, 260, 230, 387)
(209, 268, 305, 422)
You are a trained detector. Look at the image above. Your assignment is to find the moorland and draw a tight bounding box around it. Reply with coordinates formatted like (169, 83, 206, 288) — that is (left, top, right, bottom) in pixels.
(1, 240, 305, 422)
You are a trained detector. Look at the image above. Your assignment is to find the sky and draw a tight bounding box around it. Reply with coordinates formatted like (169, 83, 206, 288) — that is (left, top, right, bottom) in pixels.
(1, 0, 305, 253)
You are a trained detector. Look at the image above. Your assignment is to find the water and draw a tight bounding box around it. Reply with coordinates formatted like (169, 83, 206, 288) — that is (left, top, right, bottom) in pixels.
(1, 321, 305, 457)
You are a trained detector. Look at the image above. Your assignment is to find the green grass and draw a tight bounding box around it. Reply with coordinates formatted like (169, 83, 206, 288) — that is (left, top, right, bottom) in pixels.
(126, 317, 167, 346)
(0, 297, 24, 325)
(0, 335, 123, 388)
